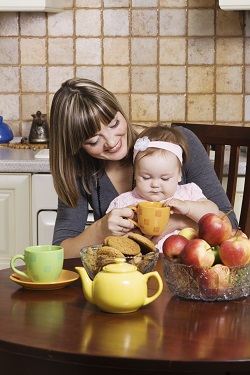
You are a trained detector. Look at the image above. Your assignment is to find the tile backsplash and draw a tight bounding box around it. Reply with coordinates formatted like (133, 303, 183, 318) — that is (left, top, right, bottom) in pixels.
(0, 0, 250, 136)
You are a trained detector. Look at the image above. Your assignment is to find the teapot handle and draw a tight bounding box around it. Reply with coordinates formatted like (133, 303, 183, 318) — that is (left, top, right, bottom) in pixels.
(143, 271, 163, 306)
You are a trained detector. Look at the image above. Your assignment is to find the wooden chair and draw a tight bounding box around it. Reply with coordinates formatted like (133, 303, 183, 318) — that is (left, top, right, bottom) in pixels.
(171, 123, 250, 237)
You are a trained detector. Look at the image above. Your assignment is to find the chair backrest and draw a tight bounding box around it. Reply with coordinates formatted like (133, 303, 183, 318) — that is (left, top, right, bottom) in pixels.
(171, 122, 250, 237)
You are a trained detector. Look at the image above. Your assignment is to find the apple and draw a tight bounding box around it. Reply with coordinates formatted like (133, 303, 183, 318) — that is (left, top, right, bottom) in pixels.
(219, 237, 250, 267)
(198, 213, 232, 246)
(230, 228, 248, 239)
(180, 238, 215, 267)
(162, 234, 188, 263)
(178, 227, 198, 240)
(198, 264, 230, 298)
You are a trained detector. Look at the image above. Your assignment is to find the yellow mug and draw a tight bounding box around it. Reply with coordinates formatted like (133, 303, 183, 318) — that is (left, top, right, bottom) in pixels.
(129, 202, 170, 236)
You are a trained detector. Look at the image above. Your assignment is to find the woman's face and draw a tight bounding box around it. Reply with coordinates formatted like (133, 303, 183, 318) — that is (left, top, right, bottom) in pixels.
(135, 152, 182, 201)
(82, 112, 128, 161)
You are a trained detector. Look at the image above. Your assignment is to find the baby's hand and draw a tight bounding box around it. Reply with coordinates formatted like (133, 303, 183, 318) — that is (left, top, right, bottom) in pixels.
(164, 198, 190, 216)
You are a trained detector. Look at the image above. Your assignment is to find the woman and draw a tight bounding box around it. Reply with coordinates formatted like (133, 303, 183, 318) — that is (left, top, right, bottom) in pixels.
(50, 78, 237, 258)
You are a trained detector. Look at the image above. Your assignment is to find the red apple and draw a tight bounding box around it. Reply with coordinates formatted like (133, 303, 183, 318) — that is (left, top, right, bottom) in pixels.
(219, 237, 250, 267)
(162, 234, 188, 263)
(198, 213, 232, 246)
(230, 228, 248, 239)
(178, 227, 198, 240)
(180, 238, 215, 267)
(198, 264, 230, 298)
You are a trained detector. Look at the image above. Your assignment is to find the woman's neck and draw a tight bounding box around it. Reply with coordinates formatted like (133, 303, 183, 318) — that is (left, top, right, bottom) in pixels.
(105, 161, 134, 194)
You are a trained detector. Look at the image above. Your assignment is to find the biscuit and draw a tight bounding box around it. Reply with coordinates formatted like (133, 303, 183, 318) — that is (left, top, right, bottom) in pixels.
(96, 246, 125, 270)
(127, 233, 157, 254)
(103, 236, 141, 256)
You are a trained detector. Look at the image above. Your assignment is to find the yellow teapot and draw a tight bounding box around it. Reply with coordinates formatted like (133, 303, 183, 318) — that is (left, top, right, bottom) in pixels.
(75, 258, 163, 313)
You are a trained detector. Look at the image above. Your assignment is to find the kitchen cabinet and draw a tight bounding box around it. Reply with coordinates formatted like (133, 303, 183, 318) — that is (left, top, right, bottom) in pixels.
(0, 173, 31, 270)
(0, 0, 65, 12)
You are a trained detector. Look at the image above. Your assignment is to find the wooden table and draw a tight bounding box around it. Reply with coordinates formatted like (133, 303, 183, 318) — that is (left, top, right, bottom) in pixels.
(1, 255, 250, 375)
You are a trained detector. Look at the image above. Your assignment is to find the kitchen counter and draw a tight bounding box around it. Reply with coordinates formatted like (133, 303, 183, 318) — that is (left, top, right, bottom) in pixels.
(0, 145, 247, 175)
(0, 146, 50, 173)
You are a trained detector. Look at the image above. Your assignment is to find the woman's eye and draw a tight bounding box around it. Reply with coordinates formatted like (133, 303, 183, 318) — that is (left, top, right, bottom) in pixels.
(142, 176, 150, 180)
(110, 119, 119, 128)
(85, 137, 99, 146)
(162, 177, 169, 181)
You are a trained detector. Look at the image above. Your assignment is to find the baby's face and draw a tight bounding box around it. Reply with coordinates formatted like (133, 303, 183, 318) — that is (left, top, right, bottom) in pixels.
(134, 152, 181, 201)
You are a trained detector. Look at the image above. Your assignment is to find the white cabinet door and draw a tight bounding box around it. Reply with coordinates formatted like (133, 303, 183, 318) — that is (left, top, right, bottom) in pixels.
(0, 173, 31, 269)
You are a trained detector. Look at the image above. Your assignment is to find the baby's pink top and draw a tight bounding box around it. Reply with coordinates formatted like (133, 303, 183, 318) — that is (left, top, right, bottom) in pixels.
(106, 183, 205, 252)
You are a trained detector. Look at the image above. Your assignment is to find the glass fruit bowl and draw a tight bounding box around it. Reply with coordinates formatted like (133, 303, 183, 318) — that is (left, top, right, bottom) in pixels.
(163, 257, 250, 301)
(80, 244, 159, 280)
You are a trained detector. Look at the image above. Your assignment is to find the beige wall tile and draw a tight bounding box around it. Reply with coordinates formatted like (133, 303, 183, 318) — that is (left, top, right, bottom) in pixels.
(0, 95, 19, 120)
(103, 66, 130, 93)
(76, 0, 101, 7)
(48, 67, 74, 92)
(216, 66, 242, 93)
(76, 66, 102, 84)
(20, 38, 46, 65)
(160, 94, 186, 122)
(131, 94, 157, 121)
(0, 2, 248, 133)
(115, 94, 130, 118)
(20, 13, 46, 36)
(188, 38, 214, 64)
(216, 38, 243, 65)
(188, 66, 214, 93)
(245, 38, 250, 64)
(76, 9, 101, 36)
(245, 66, 250, 93)
(48, 10, 74, 37)
(189, 0, 215, 7)
(160, 0, 187, 7)
(103, 38, 129, 65)
(0, 12, 18, 36)
(160, 38, 186, 64)
(0, 39, 18, 64)
(160, 10, 186, 36)
(105, 0, 129, 7)
(187, 94, 214, 122)
(48, 38, 74, 65)
(103, 10, 129, 36)
(216, 95, 243, 122)
(76, 38, 102, 65)
(132, 38, 157, 65)
(0, 67, 19, 92)
(132, 10, 158, 36)
(131, 66, 157, 92)
(216, 9, 243, 36)
(188, 9, 215, 36)
(159, 66, 186, 93)
(22, 94, 47, 121)
(21, 66, 46, 92)
(245, 95, 250, 121)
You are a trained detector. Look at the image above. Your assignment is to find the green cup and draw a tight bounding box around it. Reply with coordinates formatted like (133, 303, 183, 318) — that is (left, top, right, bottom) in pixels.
(10, 245, 64, 283)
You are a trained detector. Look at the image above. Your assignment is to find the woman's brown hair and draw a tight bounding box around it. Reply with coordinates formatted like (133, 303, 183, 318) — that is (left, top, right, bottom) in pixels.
(50, 78, 137, 207)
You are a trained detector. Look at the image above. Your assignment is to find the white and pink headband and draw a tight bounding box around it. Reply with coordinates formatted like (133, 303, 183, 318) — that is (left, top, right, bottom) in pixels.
(133, 136, 183, 164)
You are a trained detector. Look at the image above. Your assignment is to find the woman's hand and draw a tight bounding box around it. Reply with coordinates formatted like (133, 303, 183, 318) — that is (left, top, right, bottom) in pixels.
(100, 207, 136, 237)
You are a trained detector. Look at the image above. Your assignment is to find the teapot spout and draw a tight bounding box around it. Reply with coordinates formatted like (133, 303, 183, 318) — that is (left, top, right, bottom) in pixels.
(75, 267, 94, 304)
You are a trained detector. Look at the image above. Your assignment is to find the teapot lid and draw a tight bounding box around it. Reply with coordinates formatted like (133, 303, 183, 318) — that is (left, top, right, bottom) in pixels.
(103, 258, 137, 273)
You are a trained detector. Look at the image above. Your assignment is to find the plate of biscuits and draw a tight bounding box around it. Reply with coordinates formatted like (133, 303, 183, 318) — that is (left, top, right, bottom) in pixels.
(80, 233, 159, 279)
